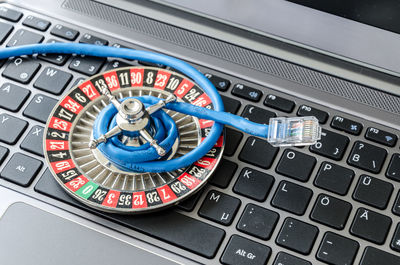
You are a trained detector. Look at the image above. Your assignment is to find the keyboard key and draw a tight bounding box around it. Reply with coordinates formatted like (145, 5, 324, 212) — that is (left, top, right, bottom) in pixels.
(20, 125, 44, 157)
(0, 6, 22, 22)
(365, 127, 397, 147)
(221, 235, 271, 265)
(271, 181, 312, 215)
(176, 190, 203, 212)
(0, 145, 9, 165)
(316, 232, 359, 265)
(6, 28, 43, 47)
(276, 149, 316, 182)
(0, 82, 30, 111)
(37, 39, 70, 66)
(22, 15, 50, 31)
(239, 137, 279, 169)
(0, 21, 13, 44)
(0, 152, 42, 187)
(221, 95, 241, 114)
(204, 73, 230, 91)
(273, 252, 311, 265)
(33, 67, 72, 95)
(0, 114, 27, 144)
(297, 104, 328, 123)
(314, 162, 354, 195)
(331, 115, 363, 135)
(70, 77, 86, 89)
(233, 167, 274, 201)
(387, 154, 400, 182)
(50, 24, 79, 40)
(138, 60, 164, 68)
(69, 55, 106, 75)
(79, 33, 108, 46)
(237, 204, 279, 240)
(198, 190, 241, 225)
(209, 159, 237, 188)
(391, 223, 400, 252)
(393, 191, 400, 216)
(2, 57, 41, 84)
(35, 169, 225, 258)
(310, 194, 352, 229)
(276, 217, 318, 255)
(104, 60, 131, 71)
(23, 94, 57, 123)
(310, 129, 349, 160)
(347, 141, 387, 173)
(350, 207, 391, 244)
(353, 175, 393, 209)
(224, 127, 243, 156)
(264, 94, 295, 113)
(231, 83, 262, 102)
(360, 247, 400, 265)
(241, 105, 276, 124)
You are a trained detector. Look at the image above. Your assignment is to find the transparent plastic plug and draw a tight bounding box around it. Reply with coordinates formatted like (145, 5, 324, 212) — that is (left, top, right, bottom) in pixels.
(267, 116, 321, 147)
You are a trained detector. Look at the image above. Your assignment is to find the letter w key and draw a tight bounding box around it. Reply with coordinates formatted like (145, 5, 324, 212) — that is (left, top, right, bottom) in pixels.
(34, 66, 72, 95)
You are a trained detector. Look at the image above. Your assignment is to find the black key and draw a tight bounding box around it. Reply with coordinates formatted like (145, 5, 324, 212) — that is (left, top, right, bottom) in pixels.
(0, 82, 30, 112)
(347, 141, 387, 173)
(271, 181, 312, 215)
(314, 162, 354, 195)
(264, 94, 295, 113)
(37, 39, 70, 66)
(239, 137, 278, 169)
(276, 217, 318, 255)
(1, 152, 42, 187)
(231, 83, 262, 102)
(310, 194, 352, 229)
(79, 33, 108, 46)
(0, 114, 27, 144)
(273, 252, 311, 265)
(50, 24, 79, 40)
(317, 232, 359, 265)
(104, 60, 131, 71)
(221, 235, 271, 265)
(0, 145, 9, 165)
(176, 190, 203, 212)
(209, 159, 238, 188)
(353, 175, 393, 209)
(276, 149, 316, 182)
(391, 223, 400, 252)
(0, 6, 22, 22)
(387, 154, 400, 182)
(22, 15, 50, 31)
(138, 60, 164, 68)
(297, 104, 328, 123)
(393, 191, 400, 216)
(20, 125, 44, 157)
(233, 167, 274, 201)
(0, 21, 13, 44)
(33, 67, 72, 95)
(331, 115, 363, 135)
(35, 169, 225, 258)
(350, 207, 392, 244)
(224, 127, 243, 156)
(2, 57, 41, 84)
(360, 247, 400, 265)
(310, 129, 349, 160)
(221, 95, 241, 114)
(6, 29, 43, 47)
(241, 105, 276, 124)
(237, 204, 279, 240)
(198, 190, 241, 225)
(204, 73, 230, 91)
(23, 94, 57, 123)
(70, 77, 86, 89)
(69, 55, 106, 75)
(365, 127, 398, 147)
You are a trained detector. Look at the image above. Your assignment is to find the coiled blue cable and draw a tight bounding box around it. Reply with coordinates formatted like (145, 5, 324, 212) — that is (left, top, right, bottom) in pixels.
(0, 43, 269, 172)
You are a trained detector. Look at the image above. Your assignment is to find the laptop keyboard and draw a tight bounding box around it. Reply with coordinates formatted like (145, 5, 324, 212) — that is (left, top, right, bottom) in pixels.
(0, 4, 400, 265)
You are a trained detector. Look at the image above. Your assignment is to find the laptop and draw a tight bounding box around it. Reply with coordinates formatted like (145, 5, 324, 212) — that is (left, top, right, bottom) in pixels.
(0, 0, 399, 264)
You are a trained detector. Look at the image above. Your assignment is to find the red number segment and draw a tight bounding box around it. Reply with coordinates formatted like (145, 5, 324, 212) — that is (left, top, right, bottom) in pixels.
(79, 80, 100, 100)
(45, 140, 69, 151)
(50, 159, 75, 174)
(48, 117, 72, 132)
(174, 79, 194, 98)
(214, 135, 224, 147)
(60, 96, 83, 114)
(198, 119, 214, 129)
(102, 190, 121, 208)
(65, 175, 88, 192)
(130, 68, 144, 87)
(178, 173, 201, 190)
(154, 70, 171, 90)
(156, 185, 177, 203)
(103, 71, 120, 91)
(132, 191, 148, 209)
(191, 93, 212, 108)
(194, 156, 217, 169)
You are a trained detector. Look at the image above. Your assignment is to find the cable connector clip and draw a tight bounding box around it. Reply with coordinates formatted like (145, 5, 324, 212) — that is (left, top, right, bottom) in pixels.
(267, 116, 321, 147)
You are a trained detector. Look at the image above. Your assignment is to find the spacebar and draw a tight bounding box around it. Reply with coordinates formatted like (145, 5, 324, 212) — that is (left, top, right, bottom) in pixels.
(34, 169, 225, 258)
(360, 247, 400, 265)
